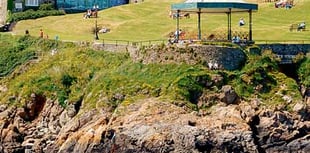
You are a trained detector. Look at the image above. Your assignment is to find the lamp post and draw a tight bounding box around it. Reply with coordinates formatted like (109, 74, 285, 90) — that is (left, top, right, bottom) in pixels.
(94, 5, 99, 40)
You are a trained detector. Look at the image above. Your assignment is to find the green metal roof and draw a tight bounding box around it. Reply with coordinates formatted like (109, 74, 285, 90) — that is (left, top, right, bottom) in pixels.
(171, 1, 258, 13)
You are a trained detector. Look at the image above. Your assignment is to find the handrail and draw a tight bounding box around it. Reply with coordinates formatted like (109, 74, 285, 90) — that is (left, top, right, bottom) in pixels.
(101, 39, 166, 46)
(255, 40, 310, 44)
(100, 38, 310, 46)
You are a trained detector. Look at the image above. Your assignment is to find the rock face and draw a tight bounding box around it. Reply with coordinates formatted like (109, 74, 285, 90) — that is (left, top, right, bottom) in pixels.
(1, 95, 310, 153)
(253, 110, 310, 152)
(43, 99, 258, 153)
(219, 85, 240, 105)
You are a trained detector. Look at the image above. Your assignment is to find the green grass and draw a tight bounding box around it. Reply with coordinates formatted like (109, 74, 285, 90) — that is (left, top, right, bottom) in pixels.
(0, 36, 210, 109)
(11, 0, 310, 42)
(0, 34, 307, 111)
(253, 1, 310, 41)
(298, 57, 310, 86)
(230, 49, 303, 108)
(0, 35, 37, 76)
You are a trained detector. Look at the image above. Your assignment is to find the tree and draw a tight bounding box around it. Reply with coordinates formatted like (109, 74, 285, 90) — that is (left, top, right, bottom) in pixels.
(7, 0, 14, 11)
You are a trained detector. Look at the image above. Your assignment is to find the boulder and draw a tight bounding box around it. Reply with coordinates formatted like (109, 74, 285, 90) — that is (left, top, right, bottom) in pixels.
(219, 85, 239, 105)
(0, 104, 7, 112)
(293, 102, 306, 113)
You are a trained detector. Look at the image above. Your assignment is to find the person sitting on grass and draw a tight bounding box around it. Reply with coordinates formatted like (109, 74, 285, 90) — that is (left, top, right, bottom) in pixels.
(84, 9, 92, 19)
(285, 2, 292, 9)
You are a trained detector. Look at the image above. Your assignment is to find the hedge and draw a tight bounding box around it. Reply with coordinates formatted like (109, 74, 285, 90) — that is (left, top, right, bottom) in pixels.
(7, 9, 66, 23)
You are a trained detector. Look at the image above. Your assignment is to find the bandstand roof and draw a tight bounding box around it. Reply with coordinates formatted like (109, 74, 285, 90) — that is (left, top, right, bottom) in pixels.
(171, 0, 258, 13)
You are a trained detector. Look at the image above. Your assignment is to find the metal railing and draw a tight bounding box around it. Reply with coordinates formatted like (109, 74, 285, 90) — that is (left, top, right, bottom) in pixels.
(255, 40, 310, 44)
(101, 39, 166, 47)
(99, 39, 310, 47)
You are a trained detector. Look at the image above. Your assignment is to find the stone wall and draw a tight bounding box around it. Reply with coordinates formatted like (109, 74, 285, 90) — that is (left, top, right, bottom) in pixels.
(93, 42, 310, 68)
(257, 44, 310, 64)
(257, 44, 310, 55)
(92, 43, 246, 70)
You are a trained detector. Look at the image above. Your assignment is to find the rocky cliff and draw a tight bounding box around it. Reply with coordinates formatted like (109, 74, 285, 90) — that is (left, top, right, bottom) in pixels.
(0, 90, 310, 153)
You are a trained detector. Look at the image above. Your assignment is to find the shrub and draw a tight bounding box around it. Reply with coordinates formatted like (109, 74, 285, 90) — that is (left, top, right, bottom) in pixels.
(7, 0, 14, 11)
(61, 74, 77, 87)
(298, 58, 310, 87)
(39, 3, 55, 11)
(7, 9, 65, 23)
(175, 73, 210, 103)
(57, 90, 68, 107)
(232, 52, 278, 98)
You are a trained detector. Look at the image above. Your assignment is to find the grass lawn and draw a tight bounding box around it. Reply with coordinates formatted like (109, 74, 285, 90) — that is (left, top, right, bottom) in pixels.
(11, 0, 310, 42)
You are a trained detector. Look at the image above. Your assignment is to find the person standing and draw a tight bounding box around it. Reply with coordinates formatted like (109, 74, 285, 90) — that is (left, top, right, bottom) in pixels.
(39, 29, 44, 38)
(25, 29, 29, 35)
(239, 18, 245, 26)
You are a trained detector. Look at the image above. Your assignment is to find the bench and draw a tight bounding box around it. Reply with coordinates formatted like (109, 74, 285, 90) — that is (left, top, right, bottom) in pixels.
(289, 23, 306, 31)
(262, 0, 277, 2)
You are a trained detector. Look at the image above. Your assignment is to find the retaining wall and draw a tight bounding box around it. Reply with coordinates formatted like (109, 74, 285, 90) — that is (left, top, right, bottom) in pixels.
(257, 44, 310, 55)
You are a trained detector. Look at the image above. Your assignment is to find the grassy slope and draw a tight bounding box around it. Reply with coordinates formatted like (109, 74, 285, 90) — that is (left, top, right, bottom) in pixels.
(0, 34, 307, 111)
(253, 1, 310, 41)
(2, 1, 310, 110)
(0, 35, 210, 109)
(12, 0, 310, 41)
(13, 0, 183, 41)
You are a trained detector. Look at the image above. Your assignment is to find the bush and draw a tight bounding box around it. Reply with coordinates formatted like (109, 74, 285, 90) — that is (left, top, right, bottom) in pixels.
(7, 9, 65, 23)
(175, 73, 210, 103)
(61, 74, 77, 87)
(39, 3, 55, 11)
(7, 0, 14, 11)
(57, 90, 68, 107)
(232, 52, 278, 98)
(298, 58, 310, 87)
